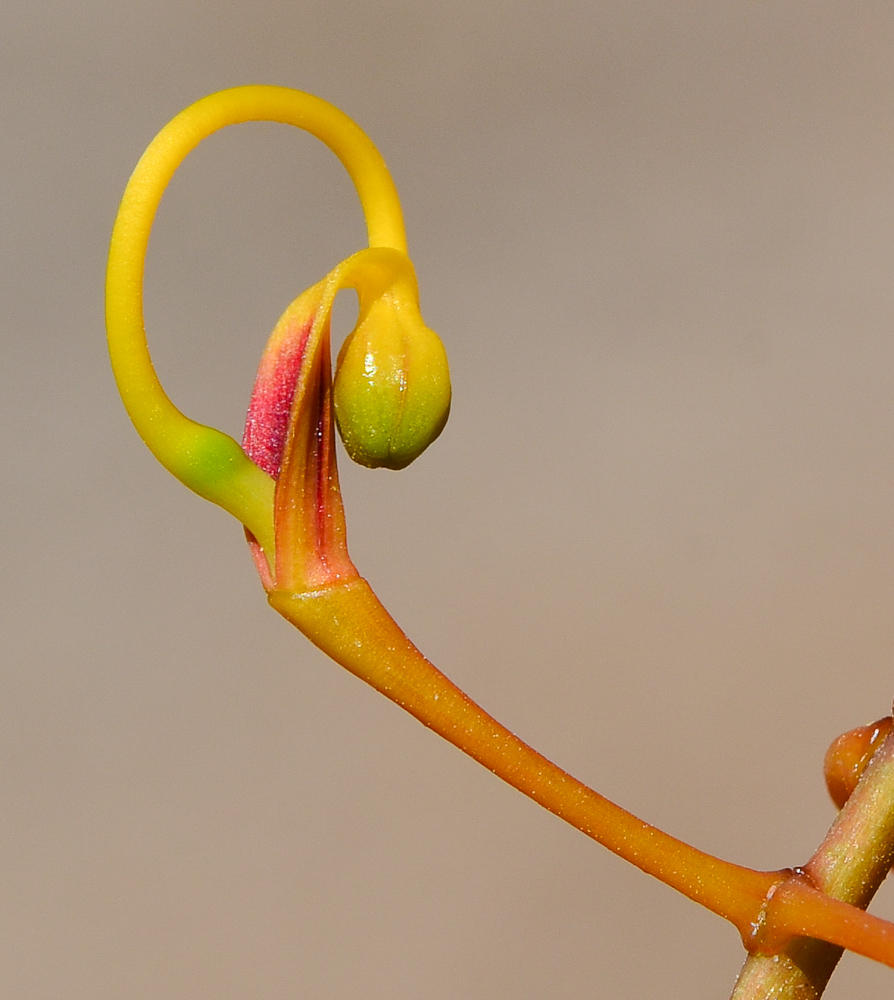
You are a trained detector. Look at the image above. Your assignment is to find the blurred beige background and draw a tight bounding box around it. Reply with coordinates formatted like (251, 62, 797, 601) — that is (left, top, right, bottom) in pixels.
(4, 2, 894, 997)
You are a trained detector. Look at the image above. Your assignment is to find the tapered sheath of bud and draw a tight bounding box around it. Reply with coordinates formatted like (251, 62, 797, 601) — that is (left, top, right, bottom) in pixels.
(243, 277, 358, 593)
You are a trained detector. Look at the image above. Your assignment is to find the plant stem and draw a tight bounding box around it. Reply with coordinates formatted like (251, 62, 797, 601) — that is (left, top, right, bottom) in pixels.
(269, 580, 780, 931)
(730, 717, 894, 999)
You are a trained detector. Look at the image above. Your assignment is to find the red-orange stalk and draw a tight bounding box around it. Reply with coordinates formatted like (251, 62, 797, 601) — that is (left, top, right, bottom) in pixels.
(267, 578, 894, 970)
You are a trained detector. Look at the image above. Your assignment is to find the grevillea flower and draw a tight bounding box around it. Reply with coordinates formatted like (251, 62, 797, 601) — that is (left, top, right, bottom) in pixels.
(105, 86, 449, 594)
(106, 86, 894, 996)
(239, 247, 449, 590)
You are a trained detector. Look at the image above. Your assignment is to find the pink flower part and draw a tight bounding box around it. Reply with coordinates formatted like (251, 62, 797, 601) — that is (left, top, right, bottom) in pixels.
(242, 314, 314, 478)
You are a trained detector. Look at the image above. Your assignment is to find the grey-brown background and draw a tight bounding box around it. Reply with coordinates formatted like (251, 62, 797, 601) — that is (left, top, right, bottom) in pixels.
(4, 2, 894, 997)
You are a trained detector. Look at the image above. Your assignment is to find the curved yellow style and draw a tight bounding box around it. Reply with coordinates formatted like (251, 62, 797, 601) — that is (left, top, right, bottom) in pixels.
(105, 85, 409, 559)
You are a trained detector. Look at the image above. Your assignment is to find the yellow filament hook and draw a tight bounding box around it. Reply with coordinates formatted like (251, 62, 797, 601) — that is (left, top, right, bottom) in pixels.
(105, 85, 409, 558)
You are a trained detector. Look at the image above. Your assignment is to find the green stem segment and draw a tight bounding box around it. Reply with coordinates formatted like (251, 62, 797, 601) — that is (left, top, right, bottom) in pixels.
(731, 723, 894, 998)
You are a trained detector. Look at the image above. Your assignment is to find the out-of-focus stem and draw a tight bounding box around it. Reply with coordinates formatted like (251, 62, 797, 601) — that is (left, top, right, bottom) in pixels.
(730, 721, 894, 999)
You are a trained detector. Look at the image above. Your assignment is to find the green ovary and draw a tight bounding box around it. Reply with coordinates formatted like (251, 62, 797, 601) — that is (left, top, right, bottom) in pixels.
(334, 292, 451, 470)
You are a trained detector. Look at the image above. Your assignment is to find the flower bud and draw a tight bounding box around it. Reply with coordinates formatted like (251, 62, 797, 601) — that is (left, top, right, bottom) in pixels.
(334, 290, 451, 470)
(824, 716, 893, 809)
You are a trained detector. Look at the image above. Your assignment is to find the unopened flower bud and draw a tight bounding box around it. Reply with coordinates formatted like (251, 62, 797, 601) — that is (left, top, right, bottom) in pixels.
(334, 290, 451, 470)
(824, 716, 893, 809)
